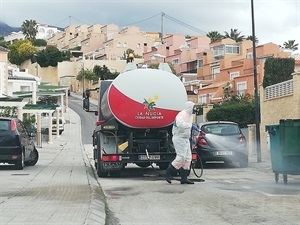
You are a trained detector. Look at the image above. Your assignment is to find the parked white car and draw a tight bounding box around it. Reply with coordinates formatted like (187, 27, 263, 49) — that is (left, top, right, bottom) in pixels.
(41, 117, 65, 135)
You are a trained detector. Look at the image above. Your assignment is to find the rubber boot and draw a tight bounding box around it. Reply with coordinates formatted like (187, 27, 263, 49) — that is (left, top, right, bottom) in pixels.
(165, 163, 177, 184)
(180, 169, 194, 184)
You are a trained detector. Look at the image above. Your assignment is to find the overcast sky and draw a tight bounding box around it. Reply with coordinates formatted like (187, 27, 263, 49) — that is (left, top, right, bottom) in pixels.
(0, 0, 299, 51)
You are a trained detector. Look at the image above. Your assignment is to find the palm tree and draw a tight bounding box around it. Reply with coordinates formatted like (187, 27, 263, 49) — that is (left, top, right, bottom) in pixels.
(224, 29, 244, 42)
(21, 19, 38, 42)
(283, 40, 299, 51)
(246, 35, 259, 43)
(206, 31, 223, 43)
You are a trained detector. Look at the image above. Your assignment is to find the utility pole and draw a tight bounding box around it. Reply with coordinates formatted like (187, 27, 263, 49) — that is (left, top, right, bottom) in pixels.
(251, 0, 261, 162)
(161, 12, 165, 44)
(81, 62, 85, 98)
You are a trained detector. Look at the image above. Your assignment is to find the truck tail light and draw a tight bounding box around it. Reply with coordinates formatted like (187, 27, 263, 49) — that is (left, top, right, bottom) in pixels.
(96, 120, 106, 126)
(102, 155, 121, 162)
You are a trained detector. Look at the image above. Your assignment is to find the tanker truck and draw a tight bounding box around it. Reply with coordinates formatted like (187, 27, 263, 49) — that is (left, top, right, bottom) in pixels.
(92, 63, 197, 177)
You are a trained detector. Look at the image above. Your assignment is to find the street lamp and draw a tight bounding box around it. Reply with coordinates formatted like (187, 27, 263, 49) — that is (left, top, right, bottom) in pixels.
(251, 0, 261, 162)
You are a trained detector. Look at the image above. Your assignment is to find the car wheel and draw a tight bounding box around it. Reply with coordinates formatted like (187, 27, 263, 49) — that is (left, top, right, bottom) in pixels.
(239, 156, 249, 168)
(15, 151, 24, 170)
(224, 159, 233, 166)
(24, 149, 39, 166)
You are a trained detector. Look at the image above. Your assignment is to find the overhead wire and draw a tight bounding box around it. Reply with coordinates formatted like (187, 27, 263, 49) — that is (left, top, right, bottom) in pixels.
(119, 13, 161, 27)
(163, 14, 207, 35)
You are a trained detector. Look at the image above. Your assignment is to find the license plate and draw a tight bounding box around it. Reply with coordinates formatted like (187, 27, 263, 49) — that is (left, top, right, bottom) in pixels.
(139, 155, 160, 160)
(214, 151, 233, 156)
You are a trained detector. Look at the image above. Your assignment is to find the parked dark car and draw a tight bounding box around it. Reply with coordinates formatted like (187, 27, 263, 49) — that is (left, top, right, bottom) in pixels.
(194, 121, 248, 168)
(0, 117, 39, 170)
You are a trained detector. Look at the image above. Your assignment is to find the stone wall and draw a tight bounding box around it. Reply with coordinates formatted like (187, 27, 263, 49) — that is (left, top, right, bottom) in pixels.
(260, 72, 300, 159)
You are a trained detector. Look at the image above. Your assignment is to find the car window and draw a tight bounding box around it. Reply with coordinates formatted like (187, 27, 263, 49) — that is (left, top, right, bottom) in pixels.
(201, 124, 240, 135)
(0, 120, 10, 131)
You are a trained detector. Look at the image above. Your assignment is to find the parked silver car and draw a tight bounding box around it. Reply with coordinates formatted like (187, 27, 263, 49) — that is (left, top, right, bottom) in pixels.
(194, 121, 248, 168)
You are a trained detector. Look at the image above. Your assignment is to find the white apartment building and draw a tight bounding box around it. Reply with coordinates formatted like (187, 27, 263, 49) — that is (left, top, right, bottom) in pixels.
(4, 23, 62, 43)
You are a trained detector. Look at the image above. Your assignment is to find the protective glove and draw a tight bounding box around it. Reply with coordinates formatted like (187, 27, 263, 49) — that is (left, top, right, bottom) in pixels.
(191, 124, 199, 132)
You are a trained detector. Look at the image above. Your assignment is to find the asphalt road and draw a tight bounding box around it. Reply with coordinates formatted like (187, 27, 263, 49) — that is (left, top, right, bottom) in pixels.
(68, 95, 300, 225)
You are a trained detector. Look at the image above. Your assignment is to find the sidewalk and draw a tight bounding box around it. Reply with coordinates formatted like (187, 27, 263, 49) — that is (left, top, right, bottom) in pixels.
(16, 107, 106, 225)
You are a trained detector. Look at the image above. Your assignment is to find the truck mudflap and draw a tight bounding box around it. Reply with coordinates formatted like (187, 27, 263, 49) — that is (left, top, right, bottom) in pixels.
(101, 162, 124, 171)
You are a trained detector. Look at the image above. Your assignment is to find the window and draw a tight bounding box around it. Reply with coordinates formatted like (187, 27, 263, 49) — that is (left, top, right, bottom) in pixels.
(208, 93, 214, 100)
(197, 59, 203, 68)
(212, 66, 220, 79)
(212, 45, 224, 56)
(137, 43, 141, 48)
(225, 45, 239, 54)
(117, 42, 121, 47)
(123, 42, 127, 47)
(246, 52, 253, 58)
(198, 94, 207, 104)
(237, 82, 247, 95)
(172, 59, 179, 65)
(230, 72, 239, 80)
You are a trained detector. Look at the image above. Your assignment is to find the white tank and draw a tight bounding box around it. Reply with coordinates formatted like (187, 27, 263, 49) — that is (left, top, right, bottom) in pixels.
(104, 68, 187, 128)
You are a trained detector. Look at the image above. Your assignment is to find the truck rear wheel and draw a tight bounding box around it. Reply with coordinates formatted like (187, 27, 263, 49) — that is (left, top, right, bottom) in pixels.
(97, 161, 108, 177)
(110, 170, 122, 177)
(136, 162, 150, 168)
(158, 163, 169, 170)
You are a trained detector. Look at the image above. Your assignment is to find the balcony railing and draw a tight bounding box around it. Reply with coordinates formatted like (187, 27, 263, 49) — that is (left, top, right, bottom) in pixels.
(265, 79, 293, 100)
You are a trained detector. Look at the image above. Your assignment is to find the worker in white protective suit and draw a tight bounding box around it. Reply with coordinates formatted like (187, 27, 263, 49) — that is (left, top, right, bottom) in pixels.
(165, 101, 195, 184)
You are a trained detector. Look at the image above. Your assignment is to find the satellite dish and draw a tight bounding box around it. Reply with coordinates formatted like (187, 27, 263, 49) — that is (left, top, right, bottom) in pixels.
(193, 89, 198, 94)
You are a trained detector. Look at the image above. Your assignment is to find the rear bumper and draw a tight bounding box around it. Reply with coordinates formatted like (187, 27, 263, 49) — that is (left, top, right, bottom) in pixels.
(196, 147, 248, 162)
(0, 146, 22, 164)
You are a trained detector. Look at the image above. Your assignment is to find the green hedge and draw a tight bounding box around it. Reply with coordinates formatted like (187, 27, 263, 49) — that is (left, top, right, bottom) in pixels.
(206, 103, 255, 128)
(263, 57, 295, 88)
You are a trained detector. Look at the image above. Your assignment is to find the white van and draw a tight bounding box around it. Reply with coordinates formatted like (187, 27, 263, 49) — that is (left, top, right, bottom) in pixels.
(41, 117, 65, 135)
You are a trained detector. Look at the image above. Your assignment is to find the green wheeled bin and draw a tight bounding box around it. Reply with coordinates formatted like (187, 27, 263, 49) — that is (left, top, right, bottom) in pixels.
(265, 119, 300, 184)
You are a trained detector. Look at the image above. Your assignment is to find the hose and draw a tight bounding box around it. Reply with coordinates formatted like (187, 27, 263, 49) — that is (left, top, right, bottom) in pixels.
(145, 149, 205, 182)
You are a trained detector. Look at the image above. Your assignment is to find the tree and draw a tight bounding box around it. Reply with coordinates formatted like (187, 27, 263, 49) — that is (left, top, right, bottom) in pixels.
(283, 40, 299, 51)
(33, 39, 47, 47)
(8, 39, 36, 65)
(93, 65, 119, 80)
(224, 29, 244, 42)
(76, 69, 96, 81)
(35, 45, 63, 67)
(246, 35, 259, 43)
(21, 19, 38, 42)
(206, 31, 223, 42)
